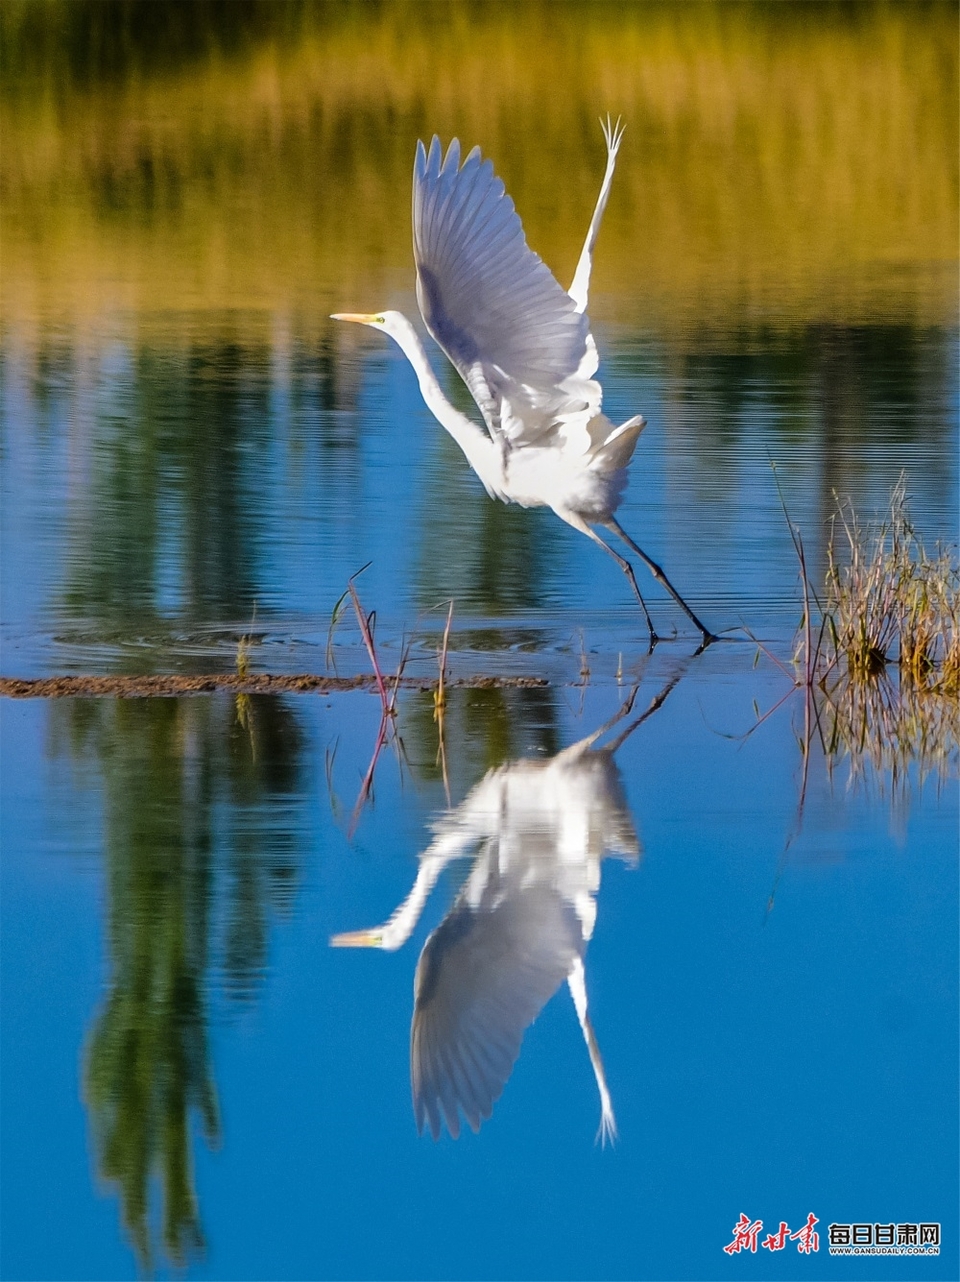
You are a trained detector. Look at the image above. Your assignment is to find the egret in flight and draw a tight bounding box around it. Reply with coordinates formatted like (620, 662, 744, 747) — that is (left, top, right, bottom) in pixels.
(333, 118, 715, 646)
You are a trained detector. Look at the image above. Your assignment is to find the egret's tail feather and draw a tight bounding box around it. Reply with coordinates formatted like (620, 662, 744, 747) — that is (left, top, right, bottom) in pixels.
(592, 414, 646, 471)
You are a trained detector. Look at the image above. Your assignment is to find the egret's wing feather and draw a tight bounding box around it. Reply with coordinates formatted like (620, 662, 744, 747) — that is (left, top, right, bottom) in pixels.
(567, 118, 625, 382)
(414, 137, 601, 446)
(411, 884, 582, 1139)
(568, 117, 624, 318)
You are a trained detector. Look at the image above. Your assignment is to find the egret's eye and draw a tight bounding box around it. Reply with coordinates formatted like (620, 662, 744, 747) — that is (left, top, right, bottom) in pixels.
(374, 315, 386, 324)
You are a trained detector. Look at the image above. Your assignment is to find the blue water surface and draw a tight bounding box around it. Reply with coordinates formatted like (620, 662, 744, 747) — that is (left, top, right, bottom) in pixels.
(2, 648, 957, 1279)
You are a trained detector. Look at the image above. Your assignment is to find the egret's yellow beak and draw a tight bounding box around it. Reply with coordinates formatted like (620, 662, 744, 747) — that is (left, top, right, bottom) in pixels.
(331, 313, 378, 324)
(330, 928, 383, 948)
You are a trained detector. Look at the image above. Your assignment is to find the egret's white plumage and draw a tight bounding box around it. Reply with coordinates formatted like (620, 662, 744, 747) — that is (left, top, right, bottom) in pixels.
(414, 133, 599, 450)
(333, 118, 715, 645)
(331, 717, 642, 1143)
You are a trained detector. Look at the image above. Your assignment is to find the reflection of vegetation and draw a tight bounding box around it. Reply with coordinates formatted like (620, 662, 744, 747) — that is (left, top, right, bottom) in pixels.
(50, 693, 305, 1268)
(652, 324, 957, 468)
(644, 324, 957, 590)
(819, 672, 959, 796)
(2, 2, 955, 332)
(16, 328, 359, 647)
(5, 6, 954, 626)
(333, 677, 562, 835)
(401, 684, 560, 801)
(811, 483, 959, 794)
(42, 336, 265, 638)
(85, 707, 217, 1268)
(756, 479, 959, 801)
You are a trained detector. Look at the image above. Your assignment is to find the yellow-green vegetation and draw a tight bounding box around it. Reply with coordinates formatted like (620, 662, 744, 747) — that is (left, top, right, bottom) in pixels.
(235, 610, 258, 744)
(824, 480, 960, 693)
(2, 0, 956, 340)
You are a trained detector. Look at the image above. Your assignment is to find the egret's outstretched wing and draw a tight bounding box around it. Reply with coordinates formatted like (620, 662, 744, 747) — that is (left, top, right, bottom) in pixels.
(413, 137, 601, 447)
(568, 117, 625, 317)
(411, 884, 582, 1140)
(568, 116, 625, 382)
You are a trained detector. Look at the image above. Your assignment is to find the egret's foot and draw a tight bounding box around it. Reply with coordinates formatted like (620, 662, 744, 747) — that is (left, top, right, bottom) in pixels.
(694, 629, 720, 655)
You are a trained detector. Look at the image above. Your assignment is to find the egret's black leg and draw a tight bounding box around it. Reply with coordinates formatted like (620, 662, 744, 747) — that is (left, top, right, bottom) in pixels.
(606, 518, 717, 647)
(559, 512, 658, 647)
(612, 553, 658, 647)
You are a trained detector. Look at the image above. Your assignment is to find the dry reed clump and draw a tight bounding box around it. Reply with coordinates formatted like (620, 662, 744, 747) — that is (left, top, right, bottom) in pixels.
(775, 477, 960, 793)
(823, 478, 960, 694)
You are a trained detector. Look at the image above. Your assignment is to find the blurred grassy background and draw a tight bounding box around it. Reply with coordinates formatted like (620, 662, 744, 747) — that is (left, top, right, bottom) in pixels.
(2, 0, 957, 341)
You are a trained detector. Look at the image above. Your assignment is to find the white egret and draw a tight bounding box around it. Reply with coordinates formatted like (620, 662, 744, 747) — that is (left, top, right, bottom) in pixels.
(331, 681, 678, 1142)
(332, 118, 716, 646)
(332, 730, 637, 1142)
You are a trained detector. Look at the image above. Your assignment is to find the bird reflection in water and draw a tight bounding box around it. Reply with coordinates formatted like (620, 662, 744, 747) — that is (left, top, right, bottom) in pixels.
(332, 679, 677, 1142)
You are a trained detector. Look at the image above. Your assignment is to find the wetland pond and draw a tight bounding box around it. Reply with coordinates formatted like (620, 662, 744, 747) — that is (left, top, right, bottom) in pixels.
(1, 4, 958, 1279)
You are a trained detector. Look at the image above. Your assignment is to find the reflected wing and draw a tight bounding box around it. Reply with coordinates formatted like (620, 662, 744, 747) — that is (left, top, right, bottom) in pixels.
(413, 137, 600, 446)
(411, 885, 582, 1140)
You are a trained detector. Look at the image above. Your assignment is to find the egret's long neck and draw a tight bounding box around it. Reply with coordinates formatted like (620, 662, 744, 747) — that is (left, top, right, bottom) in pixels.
(388, 317, 501, 494)
(353, 811, 488, 950)
(372, 849, 455, 951)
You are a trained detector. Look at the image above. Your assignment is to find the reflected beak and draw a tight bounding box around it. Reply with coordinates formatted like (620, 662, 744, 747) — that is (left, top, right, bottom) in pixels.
(330, 928, 384, 948)
(331, 313, 377, 324)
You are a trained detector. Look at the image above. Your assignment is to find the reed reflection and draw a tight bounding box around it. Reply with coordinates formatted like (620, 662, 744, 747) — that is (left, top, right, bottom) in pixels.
(333, 681, 676, 1141)
(49, 693, 306, 1268)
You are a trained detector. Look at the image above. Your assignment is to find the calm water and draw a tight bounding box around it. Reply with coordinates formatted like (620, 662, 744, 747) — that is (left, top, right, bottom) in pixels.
(1, 5, 958, 1280)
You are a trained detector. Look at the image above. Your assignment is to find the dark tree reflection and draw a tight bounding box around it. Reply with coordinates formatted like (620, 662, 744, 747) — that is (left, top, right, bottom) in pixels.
(57, 336, 265, 632)
(31, 323, 363, 653)
(49, 693, 306, 1268)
